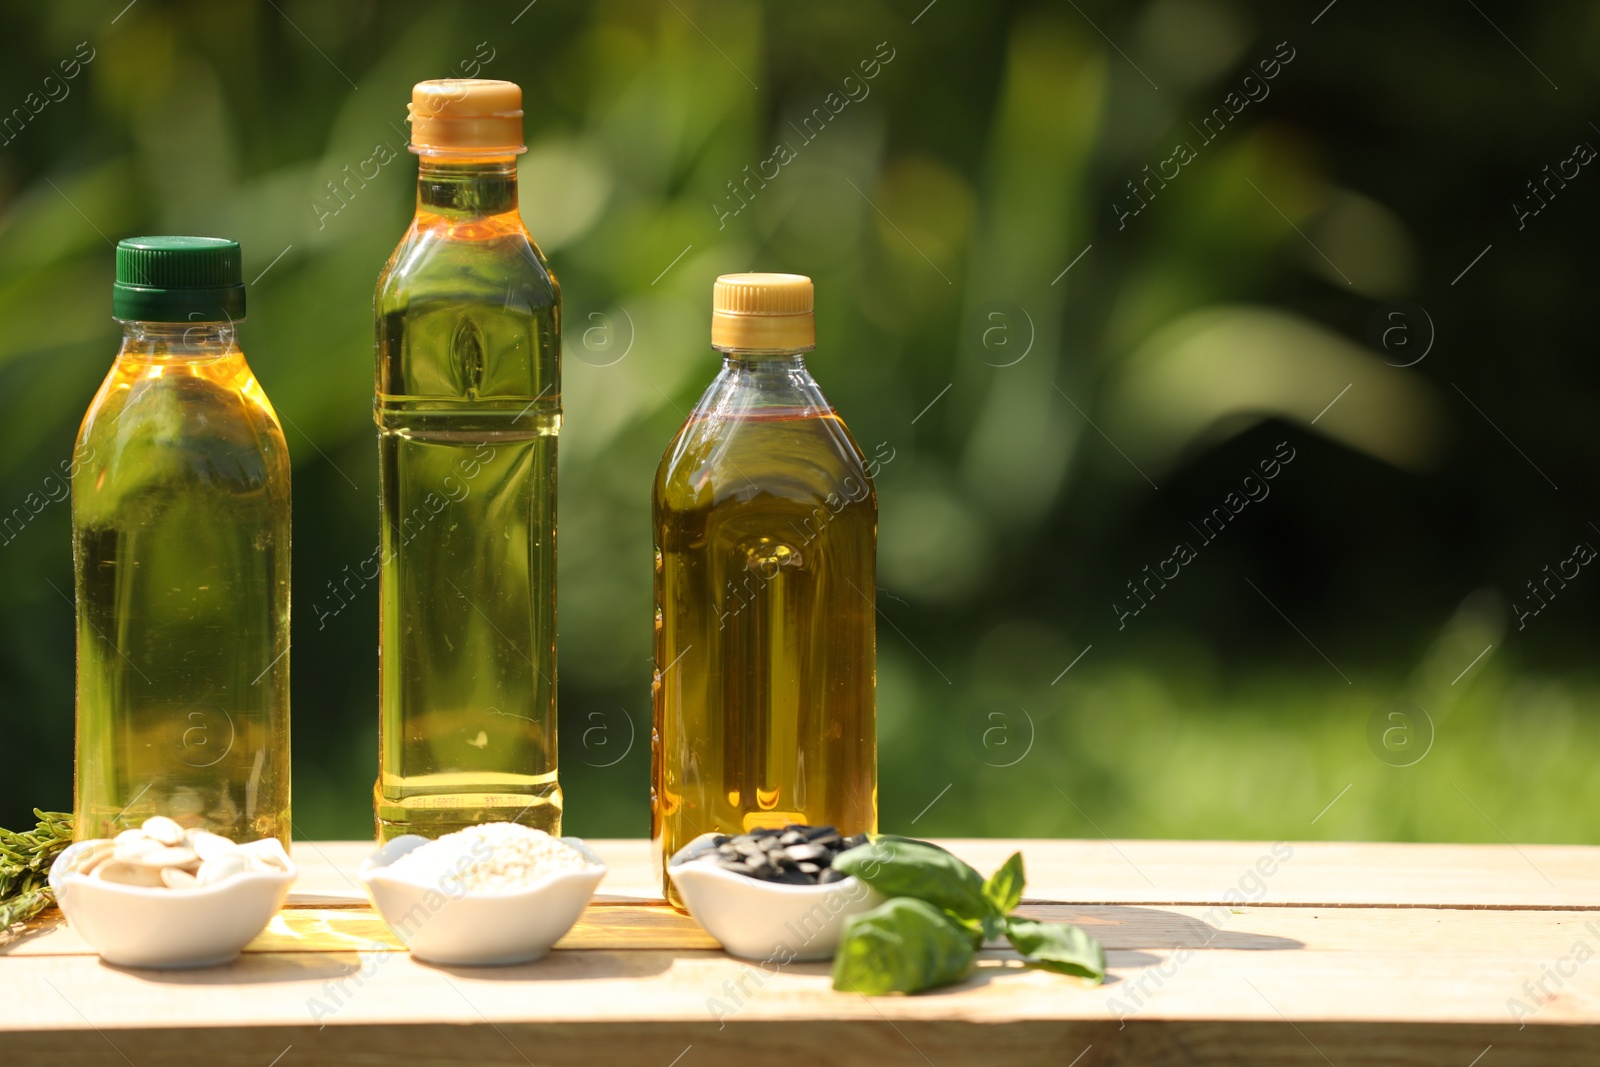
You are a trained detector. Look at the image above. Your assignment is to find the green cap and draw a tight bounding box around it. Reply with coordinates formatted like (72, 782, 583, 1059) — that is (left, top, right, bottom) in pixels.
(114, 236, 246, 323)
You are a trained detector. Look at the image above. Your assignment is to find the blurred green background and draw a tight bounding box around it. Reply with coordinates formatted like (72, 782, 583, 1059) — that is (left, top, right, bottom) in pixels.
(2, 0, 1598, 844)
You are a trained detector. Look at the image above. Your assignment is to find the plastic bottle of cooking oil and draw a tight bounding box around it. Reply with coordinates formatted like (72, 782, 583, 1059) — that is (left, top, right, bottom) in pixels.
(373, 80, 562, 841)
(652, 273, 877, 904)
(73, 237, 291, 844)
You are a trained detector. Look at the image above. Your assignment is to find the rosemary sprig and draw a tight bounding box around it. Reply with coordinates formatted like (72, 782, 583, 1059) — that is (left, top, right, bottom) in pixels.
(0, 810, 73, 932)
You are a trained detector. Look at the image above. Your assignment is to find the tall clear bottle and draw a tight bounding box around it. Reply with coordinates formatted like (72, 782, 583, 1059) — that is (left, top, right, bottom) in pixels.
(373, 80, 561, 840)
(652, 274, 877, 905)
(73, 237, 291, 844)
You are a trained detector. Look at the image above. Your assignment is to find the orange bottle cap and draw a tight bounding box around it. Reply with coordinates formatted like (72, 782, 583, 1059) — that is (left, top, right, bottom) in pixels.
(408, 79, 526, 158)
(712, 273, 815, 351)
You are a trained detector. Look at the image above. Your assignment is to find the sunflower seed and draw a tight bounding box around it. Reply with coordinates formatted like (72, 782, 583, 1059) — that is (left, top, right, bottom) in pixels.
(691, 825, 870, 884)
(669, 832, 728, 867)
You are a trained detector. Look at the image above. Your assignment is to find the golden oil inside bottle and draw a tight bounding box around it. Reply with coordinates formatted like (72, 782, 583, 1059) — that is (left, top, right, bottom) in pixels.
(373, 152, 561, 841)
(373, 397, 559, 838)
(653, 405, 878, 907)
(73, 326, 291, 844)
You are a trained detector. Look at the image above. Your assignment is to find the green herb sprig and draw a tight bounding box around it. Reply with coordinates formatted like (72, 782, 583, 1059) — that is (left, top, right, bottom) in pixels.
(0, 810, 73, 934)
(830, 838, 1106, 995)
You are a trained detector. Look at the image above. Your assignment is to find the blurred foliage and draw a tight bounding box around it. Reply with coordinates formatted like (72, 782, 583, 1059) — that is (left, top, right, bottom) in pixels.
(1, 0, 1598, 844)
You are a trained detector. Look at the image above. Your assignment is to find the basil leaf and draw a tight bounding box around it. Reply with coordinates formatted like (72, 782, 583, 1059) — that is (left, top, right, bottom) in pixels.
(868, 833, 954, 855)
(1004, 917, 1106, 983)
(831, 898, 976, 995)
(983, 851, 1026, 915)
(834, 840, 1003, 938)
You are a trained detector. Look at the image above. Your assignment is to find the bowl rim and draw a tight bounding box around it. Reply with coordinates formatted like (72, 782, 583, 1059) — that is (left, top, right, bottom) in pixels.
(668, 858, 870, 897)
(53, 862, 296, 900)
(359, 833, 608, 900)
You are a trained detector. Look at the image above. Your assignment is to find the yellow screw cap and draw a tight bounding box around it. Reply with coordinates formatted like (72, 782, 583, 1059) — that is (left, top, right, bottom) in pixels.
(712, 273, 815, 351)
(408, 79, 525, 158)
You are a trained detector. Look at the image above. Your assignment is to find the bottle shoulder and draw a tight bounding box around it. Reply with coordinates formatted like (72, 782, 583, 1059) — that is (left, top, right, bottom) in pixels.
(375, 212, 562, 403)
(654, 406, 876, 517)
(376, 213, 558, 312)
(76, 353, 291, 502)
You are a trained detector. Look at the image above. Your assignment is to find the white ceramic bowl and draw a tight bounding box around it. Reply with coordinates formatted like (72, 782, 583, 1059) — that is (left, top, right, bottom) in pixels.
(49, 839, 296, 969)
(360, 835, 607, 966)
(668, 861, 884, 962)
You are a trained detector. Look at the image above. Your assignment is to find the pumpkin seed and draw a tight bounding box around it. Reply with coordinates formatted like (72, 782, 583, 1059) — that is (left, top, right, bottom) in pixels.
(160, 867, 199, 889)
(133, 846, 199, 870)
(68, 824, 286, 891)
(187, 831, 238, 861)
(93, 861, 165, 887)
(141, 816, 186, 846)
(112, 838, 163, 863)
(239, 838, 290, 870)
(69, 840, 116, 875)
(197, 853, 250, 885)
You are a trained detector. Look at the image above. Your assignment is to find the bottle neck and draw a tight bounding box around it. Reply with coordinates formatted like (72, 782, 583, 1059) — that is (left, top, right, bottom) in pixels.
(717, 348, 811, 372)
(705, 347, 828, 416)
(118, 321, 239, 360)
(417, 158, 519, 217)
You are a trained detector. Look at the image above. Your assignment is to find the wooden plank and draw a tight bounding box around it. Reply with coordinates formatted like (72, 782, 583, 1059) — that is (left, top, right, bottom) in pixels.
(5, 903, 718, 957)
(3, 909, 1596, 1027)
(7, 839, 1599, 1066)
(3, 1020, 1595, 1067)
(283, 838, 1600, 910)
(3, 1019, 1592, 1067)
(10, 899, 1599, 961)
(928, 839, 1600, 910)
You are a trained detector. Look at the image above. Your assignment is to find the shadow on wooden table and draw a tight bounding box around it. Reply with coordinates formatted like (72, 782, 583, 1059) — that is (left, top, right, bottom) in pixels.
(0, 912, 60, 955)
(103, 952, 370, 984)
(1019, 904, 1306, 957)
(416, 951, 678, 981)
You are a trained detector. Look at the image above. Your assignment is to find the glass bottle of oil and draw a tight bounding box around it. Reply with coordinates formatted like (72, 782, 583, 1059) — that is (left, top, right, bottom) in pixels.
(652, 273, 877, 904)
(373, 80, 561, 840)
(73, 237, 291, 844)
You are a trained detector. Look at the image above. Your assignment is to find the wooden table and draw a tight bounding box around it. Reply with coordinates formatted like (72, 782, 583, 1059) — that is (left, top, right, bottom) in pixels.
(2, 839, 1597, 1065)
